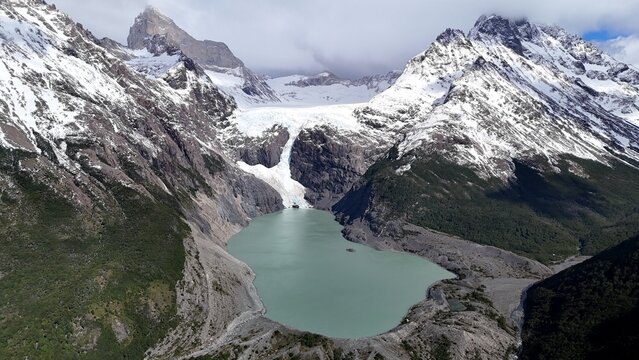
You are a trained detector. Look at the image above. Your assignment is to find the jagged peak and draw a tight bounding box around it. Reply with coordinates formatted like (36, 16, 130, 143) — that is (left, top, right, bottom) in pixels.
(131, 5, 178, 32)
(472, 14, 529, 30)
(144, 4, 161, 13)
(128, 5, 191, 50)
(435, 28, 468, 46)
(139, 5, 170, 20)
(469, 14, 527, 54)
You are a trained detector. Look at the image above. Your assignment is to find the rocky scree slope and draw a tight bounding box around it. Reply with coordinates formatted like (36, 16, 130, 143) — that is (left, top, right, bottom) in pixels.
(337, 15, 639, 264)
(0, 0, 282, 358)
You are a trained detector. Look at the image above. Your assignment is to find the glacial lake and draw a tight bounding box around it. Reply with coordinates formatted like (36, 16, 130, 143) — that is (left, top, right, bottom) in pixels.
(227, 209, 455, 339)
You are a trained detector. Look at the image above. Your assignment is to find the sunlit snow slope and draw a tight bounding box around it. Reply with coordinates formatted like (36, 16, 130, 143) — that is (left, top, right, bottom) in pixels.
(359, 16, 639, 178)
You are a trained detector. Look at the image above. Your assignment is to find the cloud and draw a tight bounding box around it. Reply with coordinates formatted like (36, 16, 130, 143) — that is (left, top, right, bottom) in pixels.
(50, 0, 639, 78)
(597, 35, 639, 68)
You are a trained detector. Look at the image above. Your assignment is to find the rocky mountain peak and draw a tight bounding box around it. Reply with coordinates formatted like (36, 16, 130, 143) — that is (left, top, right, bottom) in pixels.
(362, 14, 639, 179)
(471, 14, 530, 33)
(142, 5, 164, 17)
(469, 14, 526, 54)
(139, 5, 170, 23)
(127, 6, 244, 69)
(128, 6, 182, 49)
(126, 6, 278, 103)
(435, 28, 467, 45)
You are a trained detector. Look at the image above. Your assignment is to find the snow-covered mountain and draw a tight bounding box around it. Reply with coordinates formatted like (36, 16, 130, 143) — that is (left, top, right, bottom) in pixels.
(0, 1, 229, 165)
(4, 1, 639, 358)
(128, 6, 279, 105)
(266, 71, 400, 106)
(332, 14, 639, 270)
(358, 15, 639, 179)
(0, 2, 284, 357)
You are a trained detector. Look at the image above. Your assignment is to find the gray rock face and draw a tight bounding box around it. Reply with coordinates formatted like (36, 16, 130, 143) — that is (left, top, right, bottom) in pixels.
(290, 127, 380, 208)
(235, 126, 289, 168)
(127, 6, 278, 101)
(127, 6, 243, 69)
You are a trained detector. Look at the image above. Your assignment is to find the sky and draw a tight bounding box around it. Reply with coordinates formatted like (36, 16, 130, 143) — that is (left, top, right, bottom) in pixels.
(51, 0, 639, 78)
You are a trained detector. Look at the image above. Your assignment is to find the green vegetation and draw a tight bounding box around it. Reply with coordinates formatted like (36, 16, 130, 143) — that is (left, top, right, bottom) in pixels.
(202, 153, 226, 175)
(430, 336, 452, 360)
(271, 330, 332, 351)
(339, 148, 639, 263)
(0, 149, 188, 358)
(521, 234, 639, 359)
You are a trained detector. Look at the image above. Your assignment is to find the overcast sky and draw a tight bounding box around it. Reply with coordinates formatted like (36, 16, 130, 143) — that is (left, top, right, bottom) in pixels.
(51, 0, 639, 78)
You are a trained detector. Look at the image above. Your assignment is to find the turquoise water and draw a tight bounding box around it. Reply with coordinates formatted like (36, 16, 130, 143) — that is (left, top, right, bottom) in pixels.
(227, 209, 454, 339)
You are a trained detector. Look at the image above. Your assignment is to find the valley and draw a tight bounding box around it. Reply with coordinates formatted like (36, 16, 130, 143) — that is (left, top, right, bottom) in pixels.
(1, 1, 639, 359)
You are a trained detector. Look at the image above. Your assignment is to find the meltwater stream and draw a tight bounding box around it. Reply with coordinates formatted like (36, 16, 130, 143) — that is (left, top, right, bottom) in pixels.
(227, 209, 454, 339)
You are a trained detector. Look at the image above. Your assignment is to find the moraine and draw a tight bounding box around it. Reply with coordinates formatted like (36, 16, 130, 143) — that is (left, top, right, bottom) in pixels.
(227, 209, 454, 339)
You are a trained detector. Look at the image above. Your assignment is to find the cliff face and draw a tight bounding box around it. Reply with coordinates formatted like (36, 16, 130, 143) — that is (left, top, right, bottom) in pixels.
(127, 6, 244, 69)
(127, 6, 279, 103)
(290, 127, 378, 209)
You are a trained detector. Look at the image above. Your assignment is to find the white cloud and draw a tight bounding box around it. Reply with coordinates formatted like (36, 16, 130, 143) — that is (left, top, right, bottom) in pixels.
(598, 35, 639, 68)
(50, 0, 639, 78)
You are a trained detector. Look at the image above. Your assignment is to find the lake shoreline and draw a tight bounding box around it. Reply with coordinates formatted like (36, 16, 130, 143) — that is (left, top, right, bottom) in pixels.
(227, 208, 455, 339)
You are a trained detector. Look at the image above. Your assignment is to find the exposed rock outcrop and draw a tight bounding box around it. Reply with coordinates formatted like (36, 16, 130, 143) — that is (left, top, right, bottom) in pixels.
(235, 126, 290, 168)
(127, 6, 243, 69)
(290, 126, 379, 208)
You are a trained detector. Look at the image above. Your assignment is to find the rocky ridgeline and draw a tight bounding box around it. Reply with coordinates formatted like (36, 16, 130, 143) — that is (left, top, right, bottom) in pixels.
(358, 15, 639, 179)
(285, 70, 401, 91)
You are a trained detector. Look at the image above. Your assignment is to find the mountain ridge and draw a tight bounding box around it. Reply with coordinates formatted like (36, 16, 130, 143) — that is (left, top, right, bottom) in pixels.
(334, 15, 639, 264)
(357, 15, 639, 180)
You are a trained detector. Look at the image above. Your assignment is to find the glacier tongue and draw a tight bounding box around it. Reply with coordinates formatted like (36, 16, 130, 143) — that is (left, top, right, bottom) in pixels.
(236, 127, 309, 208)
(224, 103, 377, 208)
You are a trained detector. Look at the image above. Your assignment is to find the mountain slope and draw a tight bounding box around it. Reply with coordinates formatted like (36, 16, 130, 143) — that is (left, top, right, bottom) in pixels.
(521, 234, 639, 359)
(336, 15, 639, 263)
(358, 16, 639, 179)
(0, 1, 282, 358)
